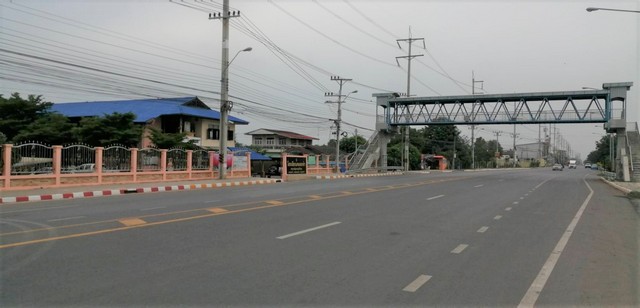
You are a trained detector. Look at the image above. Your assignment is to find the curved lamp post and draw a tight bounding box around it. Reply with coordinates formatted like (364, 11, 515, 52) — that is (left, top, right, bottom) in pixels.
(219, 46, 252, 179)
(586, 7, 640, 13)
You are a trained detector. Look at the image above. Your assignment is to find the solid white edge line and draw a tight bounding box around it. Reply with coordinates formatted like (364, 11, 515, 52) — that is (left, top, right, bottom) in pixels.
(403, 274, 432, 292)
(518, 176, 594, 307)
(277, 222, 341, 239)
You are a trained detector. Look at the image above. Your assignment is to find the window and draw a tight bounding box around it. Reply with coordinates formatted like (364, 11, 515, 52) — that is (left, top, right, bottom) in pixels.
(254, 138, 263, 145)
(207, 128, 220, 140)
(266, 138, 275, 145)
(279, 138, 286, 145)
(227, 130, 234, 141)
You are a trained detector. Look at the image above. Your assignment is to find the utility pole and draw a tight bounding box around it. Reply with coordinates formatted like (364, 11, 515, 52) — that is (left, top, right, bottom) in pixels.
(396, 31, 424, 172)
(495, 131, 501, 168)
(512, 124, 518, 167)
(325, 76, 353, 173)
(210, 0, 241, 179)
(471, 70, 484, 169)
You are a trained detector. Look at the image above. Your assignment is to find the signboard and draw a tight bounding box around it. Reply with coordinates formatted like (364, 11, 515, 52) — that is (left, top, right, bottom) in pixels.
(286, 156, 307, 174)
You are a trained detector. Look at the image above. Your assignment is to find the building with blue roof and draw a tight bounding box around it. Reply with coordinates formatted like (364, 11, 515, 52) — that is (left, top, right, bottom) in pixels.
(51, 97, 249, 149)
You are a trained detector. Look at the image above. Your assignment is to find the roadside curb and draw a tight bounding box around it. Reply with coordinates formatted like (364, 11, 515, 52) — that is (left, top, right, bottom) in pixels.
(315, 172, 403, 180)
(600, 177, 632, 194)
(0, 179, 282, 204)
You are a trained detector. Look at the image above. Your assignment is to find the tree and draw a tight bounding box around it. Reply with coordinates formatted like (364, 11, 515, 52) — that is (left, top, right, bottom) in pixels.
(0, 93, 53, 142)
(339, 135, 367, 154)
(74, 112, 143, 147)
(147, 127, 193, 149)
(13, 113, 76, 145)
(586, 135, 613, 171)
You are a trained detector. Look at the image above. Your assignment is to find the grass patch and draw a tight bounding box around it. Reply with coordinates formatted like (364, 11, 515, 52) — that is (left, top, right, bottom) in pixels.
(628, 191, 640, 199)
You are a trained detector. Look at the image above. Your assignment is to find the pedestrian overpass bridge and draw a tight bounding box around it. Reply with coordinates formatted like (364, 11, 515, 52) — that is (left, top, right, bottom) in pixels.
(350, 82, 635, 182)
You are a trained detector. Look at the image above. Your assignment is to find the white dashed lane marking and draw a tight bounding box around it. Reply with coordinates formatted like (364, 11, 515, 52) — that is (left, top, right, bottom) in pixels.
(402, 275, 432, 292)
(426, 195, 445, 201)
(451, 244, 469, 254)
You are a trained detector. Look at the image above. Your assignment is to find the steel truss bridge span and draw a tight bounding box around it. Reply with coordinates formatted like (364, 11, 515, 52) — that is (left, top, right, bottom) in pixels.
(387, 90, 616, 126)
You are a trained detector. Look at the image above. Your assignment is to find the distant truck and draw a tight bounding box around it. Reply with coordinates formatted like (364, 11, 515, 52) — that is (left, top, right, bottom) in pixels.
(568, 159, 577, 169)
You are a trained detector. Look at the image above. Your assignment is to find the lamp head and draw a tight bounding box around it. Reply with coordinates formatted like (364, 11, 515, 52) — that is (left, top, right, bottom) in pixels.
(586, 7, 598, 12)
(242, 47, 253, 52)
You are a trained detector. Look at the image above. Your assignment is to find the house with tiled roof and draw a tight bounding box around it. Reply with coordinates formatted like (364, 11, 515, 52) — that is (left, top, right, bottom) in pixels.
(51, 97, 248, 149)
(245, 128, 317, 148)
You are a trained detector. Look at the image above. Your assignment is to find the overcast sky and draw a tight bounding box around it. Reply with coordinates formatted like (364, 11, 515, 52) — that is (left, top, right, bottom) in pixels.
(1, 0, 638, 159)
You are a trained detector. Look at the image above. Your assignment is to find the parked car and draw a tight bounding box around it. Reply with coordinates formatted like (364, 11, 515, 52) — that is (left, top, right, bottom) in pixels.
(584, 163, 591, 168)
(552, 163, 564, 171)
(266, 165, 282, 177)
(590, 164, 599, 170)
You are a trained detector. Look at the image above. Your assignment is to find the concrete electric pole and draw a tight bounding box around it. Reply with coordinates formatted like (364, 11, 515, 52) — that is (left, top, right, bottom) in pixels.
(396, 33, 424, 171)
(325, 76, 354, 173)
(210, 0, 241, 179)
(471, 71, 484, 169)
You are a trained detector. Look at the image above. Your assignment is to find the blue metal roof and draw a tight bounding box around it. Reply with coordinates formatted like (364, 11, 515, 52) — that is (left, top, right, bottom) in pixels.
(228, 147, 272, 161)
(51, 97, 249, 125)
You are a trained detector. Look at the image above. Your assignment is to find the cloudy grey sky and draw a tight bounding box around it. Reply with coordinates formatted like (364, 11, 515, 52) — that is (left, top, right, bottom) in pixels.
(1, 0, 638, 159)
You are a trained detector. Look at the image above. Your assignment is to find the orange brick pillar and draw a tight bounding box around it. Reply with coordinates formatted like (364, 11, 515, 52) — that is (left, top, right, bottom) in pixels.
(53, 145, 62, 186)
(131, 148, 138, 182)
(186, 150, 193, 179)
(96, 147, 103, 184)
(161, 149, 167, 181)
(3, 144, 13, 188)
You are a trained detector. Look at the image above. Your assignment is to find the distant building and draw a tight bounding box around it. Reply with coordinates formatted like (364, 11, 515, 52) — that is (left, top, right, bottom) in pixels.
(51, 97, 248, 149)
(516, 142, 547, 160)
(246, 128, 317, 149)
(245, 128, 318, 158)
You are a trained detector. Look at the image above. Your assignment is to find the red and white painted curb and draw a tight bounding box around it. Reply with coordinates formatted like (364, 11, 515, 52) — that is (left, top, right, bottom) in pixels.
(0, 179, 281, 204)
(315, 172, 403, 180)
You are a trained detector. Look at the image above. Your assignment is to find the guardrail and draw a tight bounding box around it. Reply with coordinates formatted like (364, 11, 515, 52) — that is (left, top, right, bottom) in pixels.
(601, 170, 616, 181)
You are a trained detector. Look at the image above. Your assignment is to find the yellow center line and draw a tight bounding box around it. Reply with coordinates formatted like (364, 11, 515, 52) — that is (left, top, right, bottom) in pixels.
(1, 176, 469, 248)
(207, 207, 228, 213)
(118, 218, 147, 227)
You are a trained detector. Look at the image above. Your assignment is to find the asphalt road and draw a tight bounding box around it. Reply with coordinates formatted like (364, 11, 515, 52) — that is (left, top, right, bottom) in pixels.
(1, 168, 637, 306)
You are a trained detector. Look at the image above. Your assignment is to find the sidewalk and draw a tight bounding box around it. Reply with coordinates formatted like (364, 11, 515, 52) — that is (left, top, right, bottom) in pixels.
(0, 177, 282, 204)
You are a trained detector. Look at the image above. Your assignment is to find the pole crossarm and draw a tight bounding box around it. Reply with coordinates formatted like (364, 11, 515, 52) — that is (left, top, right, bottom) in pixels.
(385, 90, 615, 125)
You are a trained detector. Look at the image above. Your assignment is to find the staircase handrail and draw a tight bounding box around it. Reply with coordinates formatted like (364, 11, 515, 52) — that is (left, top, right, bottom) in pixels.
(626, 122, 638, 173)
(350, 131, 379, 170)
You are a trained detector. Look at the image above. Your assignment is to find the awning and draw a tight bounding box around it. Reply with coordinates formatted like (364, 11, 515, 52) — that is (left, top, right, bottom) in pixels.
(228, 147, 272, 161)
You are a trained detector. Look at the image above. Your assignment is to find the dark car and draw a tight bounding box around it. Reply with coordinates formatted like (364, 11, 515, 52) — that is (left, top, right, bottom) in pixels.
(266, 165, 282, 177)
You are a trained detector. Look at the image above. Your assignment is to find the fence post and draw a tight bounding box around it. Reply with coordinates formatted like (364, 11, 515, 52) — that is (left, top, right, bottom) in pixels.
(53, 145, 62, 186)
(282, 152, 288, 181)
(96, 147, 103, 184)
(187, 150, 193, 180)
(161, 149, 167, 181)
(2, 144, 12, 188)
(209, 151, 215, 178)
(131, 148, 138, 182)
(246, 151, 251, 177)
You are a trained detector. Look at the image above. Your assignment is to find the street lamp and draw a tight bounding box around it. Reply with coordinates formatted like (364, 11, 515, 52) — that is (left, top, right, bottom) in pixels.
(219, 46, 252, 179)
(582, 87, 599, 90)
(586, 7, 640, 13)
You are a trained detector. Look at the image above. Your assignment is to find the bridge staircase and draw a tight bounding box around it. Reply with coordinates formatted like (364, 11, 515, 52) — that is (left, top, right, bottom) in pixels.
(348, 131, 380, 172)
(627, 123, 640, 182)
